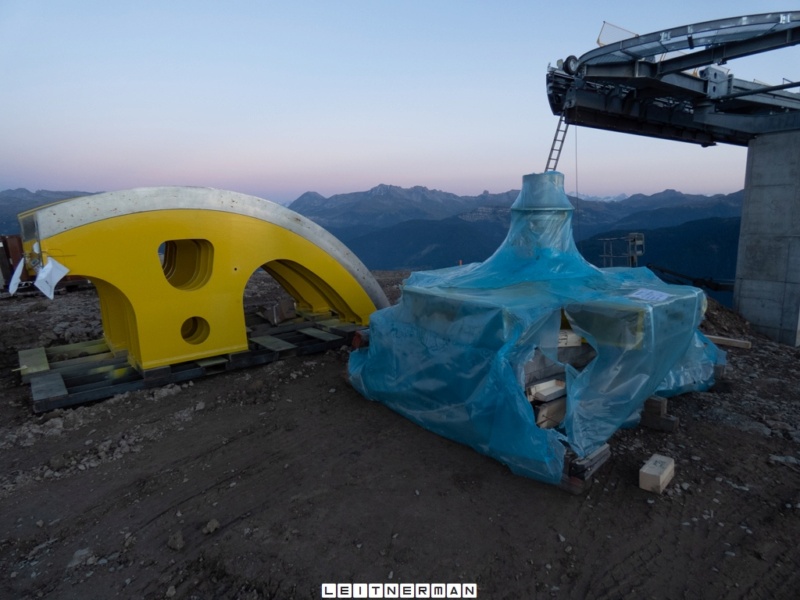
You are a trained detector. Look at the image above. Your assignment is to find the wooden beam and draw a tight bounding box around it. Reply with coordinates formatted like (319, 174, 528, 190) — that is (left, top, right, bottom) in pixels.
(705, 335, 752, 349)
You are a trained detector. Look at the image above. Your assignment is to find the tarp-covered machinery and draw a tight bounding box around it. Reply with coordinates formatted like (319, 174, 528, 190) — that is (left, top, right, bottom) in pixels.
(349, 171, 723, 488)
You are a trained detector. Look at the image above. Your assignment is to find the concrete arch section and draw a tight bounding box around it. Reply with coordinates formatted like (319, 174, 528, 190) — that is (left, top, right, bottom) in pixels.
(18, 187, 389, 370)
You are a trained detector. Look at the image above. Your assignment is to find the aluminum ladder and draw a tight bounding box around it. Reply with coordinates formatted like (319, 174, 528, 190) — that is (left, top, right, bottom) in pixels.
(545, 114, 569, 171)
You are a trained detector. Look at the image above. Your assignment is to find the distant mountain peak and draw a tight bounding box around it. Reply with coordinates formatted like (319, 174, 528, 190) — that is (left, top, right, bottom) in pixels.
(370, 184, 394, 196)
(295, 191, 326, 201)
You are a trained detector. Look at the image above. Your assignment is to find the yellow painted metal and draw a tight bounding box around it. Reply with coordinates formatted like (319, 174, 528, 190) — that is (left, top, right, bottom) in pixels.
(19, 189, 385, 371)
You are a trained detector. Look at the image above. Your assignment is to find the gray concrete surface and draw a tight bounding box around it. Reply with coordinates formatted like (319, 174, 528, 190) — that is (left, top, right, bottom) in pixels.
(735, 130, 800, 345)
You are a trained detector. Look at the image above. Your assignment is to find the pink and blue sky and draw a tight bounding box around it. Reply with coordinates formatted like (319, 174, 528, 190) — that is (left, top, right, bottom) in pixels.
(1, 1, 797, 204)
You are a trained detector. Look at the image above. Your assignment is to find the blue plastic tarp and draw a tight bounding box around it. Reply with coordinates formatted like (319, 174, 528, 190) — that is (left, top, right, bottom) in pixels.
(349, 172, 723, 484)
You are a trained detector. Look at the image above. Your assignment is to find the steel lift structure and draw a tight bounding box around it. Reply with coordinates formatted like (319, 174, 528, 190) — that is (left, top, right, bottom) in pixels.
(546, 12, 800, 344)
(546, 12, 800, 148)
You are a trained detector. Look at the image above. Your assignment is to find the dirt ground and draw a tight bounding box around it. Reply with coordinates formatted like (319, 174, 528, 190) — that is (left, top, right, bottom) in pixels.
(0, 272, 798, 600)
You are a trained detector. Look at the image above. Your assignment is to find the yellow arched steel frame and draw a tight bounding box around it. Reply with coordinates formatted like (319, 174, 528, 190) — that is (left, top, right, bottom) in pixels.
(18, 187, 389, 371)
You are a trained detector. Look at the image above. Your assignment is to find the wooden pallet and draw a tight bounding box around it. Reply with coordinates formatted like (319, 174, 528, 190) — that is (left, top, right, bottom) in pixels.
(18, 314, 360, 413)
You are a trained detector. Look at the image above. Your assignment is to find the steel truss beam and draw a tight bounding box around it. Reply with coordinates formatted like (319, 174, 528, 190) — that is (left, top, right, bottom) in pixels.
(547, 12, 800, 146)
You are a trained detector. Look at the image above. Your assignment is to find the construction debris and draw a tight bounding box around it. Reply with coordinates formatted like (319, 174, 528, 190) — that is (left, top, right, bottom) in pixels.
(639, 454, 676, 494)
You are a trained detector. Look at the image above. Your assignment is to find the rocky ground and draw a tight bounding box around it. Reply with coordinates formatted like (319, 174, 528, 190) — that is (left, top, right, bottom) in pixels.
(0, 272, 798, 599)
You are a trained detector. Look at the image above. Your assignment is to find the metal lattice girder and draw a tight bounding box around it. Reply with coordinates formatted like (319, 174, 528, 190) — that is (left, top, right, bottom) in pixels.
(547, 12, 800, 146)
(18, 187, 389, 370)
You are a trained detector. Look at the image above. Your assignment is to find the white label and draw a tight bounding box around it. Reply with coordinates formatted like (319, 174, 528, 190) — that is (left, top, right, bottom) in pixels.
(629, 288, 671, 302)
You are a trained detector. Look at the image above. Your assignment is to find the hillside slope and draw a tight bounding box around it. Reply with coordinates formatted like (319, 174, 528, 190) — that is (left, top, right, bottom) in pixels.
(0, 189, 97, 234)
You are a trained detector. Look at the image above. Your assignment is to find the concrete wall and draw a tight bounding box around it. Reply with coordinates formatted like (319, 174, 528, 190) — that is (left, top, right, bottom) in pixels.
(735, 131, 800, 345)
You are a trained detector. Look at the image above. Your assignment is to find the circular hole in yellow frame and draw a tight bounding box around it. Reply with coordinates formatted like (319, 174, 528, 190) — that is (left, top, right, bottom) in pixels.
(181, 316, 210, 345)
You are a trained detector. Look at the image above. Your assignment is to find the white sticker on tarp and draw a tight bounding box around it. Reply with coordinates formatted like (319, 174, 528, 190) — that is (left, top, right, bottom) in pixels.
(629, 288, 671, 303)
(8, 257, 25, 295)
(34, 257, 70, 300)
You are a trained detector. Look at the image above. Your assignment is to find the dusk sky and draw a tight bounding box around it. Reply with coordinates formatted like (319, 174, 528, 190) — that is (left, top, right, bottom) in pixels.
(2, 1, 798, 204)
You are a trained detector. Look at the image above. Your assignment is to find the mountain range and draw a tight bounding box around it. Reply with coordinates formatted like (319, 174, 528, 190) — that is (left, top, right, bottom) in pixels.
(290, 184, 519, 243)
(288, 184, 742, 268)
(1, 184, 743, 303)
(288, 185, 743, 304)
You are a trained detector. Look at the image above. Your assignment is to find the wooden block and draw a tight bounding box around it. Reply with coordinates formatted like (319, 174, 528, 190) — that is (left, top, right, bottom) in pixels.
(534, 396, 566, 429)
(705, 335, 751, 349)
(48, 354, 129, 380)
(318, 318, 360, 333)
(278, 297, 296, 321)
(641, 413, 679, 433)
(48, 351, 118, 370)
(295, 310, 333, 322)
(251, 335, 297, 352)
(559, 444, 611, 494)
(526, 379, 566, 402)
(18, 347, 50, 382)
(567, 301, 645, 349)
(45, 338, 109, 360)
(713, 363, 727, 380)
(142, 366, 172, 381)
(639, 454, 675, 494)
(569, 443, 611, 479)
(196, 356, 229, 367)
(299, 328, 342, 342)
(30, 372, 68, 402)
(261, 298, 297, 325)
(644, 396, 667, 417)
